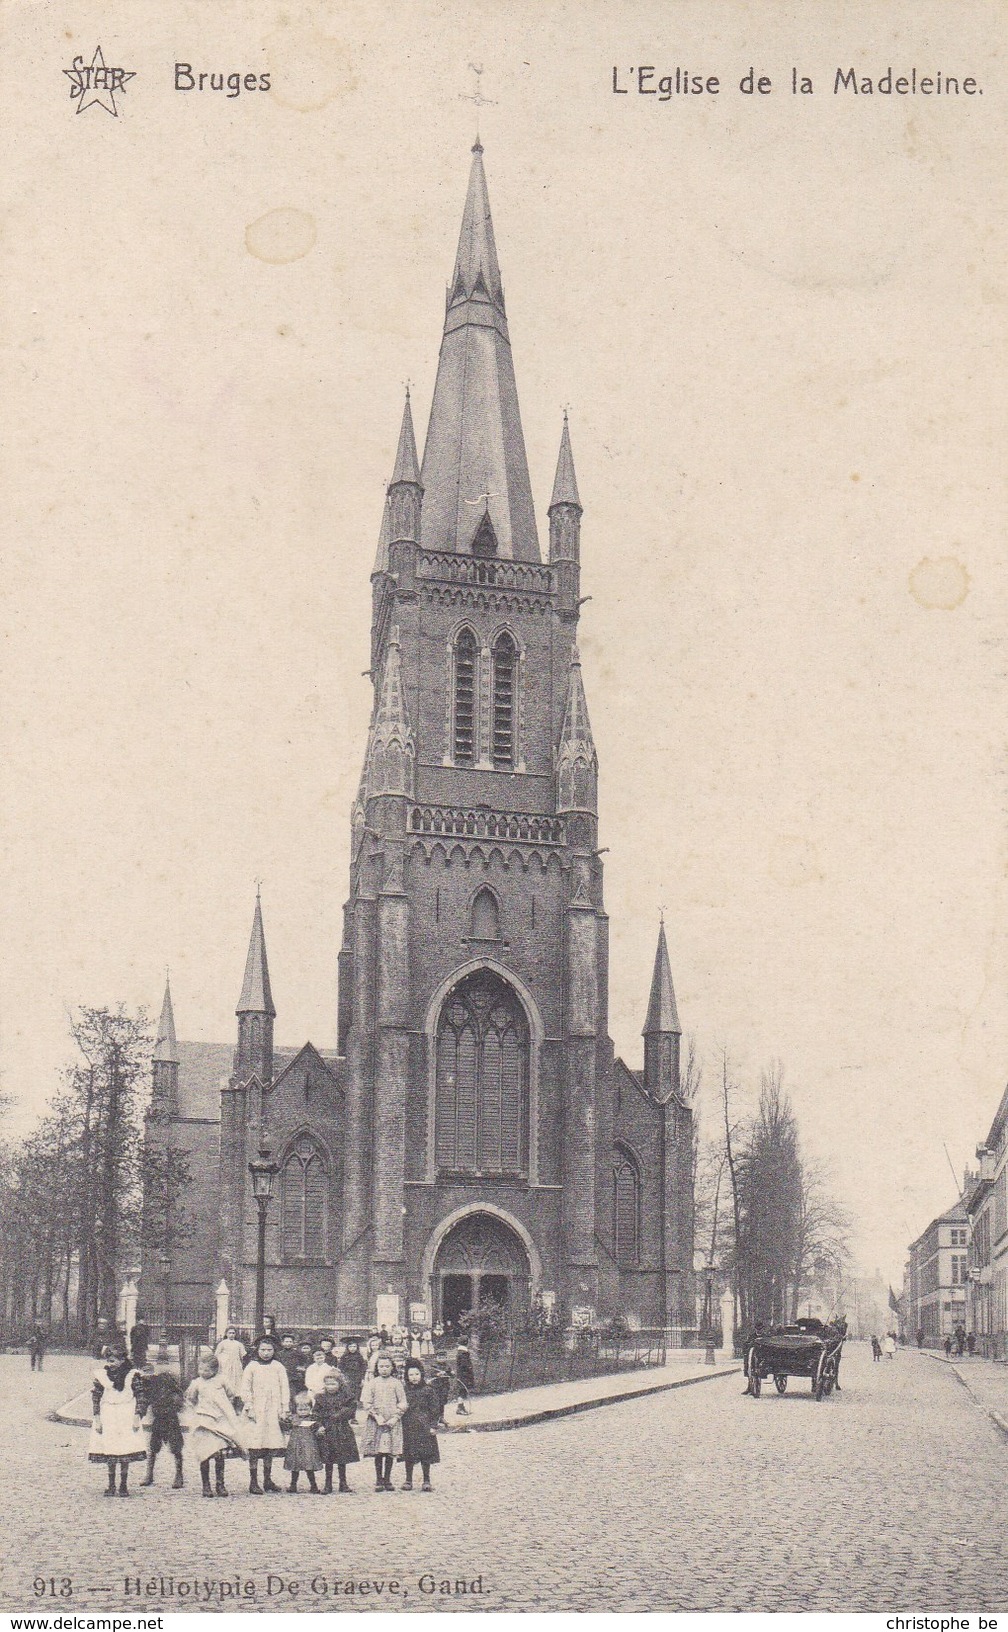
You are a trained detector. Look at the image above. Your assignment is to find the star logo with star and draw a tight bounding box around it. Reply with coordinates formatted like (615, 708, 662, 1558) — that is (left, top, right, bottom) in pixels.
(63, 46, 135, 117)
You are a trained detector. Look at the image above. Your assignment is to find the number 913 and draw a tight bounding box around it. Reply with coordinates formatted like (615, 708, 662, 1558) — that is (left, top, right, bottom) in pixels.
(33, 1578, 72, 1598)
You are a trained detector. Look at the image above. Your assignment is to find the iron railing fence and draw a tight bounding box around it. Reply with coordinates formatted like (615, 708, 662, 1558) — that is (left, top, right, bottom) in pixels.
(473, 1326, 668, 1397)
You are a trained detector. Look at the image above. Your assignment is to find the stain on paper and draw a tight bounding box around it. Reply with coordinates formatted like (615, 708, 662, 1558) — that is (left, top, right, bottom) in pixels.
(908, 556, 970, 610)
(265, 23, 356, 111)
(245, 208, 317, 264)
(770, 835, 825, 887)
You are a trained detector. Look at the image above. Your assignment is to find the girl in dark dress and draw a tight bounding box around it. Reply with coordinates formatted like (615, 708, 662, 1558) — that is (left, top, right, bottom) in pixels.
(399, 1359, 441, 1492)
(338, 1337, 367, 1401)
(313, 1371, 360, 1493)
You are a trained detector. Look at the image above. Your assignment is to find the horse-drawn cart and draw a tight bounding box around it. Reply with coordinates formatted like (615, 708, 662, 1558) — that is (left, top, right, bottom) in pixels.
(745, 1317, 845, 1401)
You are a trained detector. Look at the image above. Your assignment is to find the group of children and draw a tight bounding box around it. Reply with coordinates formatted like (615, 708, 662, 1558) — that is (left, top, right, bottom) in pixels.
(89, 1325, 476, 1500)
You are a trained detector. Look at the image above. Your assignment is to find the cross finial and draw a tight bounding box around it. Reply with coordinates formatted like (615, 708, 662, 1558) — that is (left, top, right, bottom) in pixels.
(659, 904, 667, 925)
(460, 62, 496, 144)
(255, 877, 262, 901)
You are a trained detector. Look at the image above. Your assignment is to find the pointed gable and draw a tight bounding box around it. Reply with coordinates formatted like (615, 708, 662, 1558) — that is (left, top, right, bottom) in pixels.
(643, 921, 681, 1036)
(237, 894, 276, 1018)
(420, 144, 540, 562)
(153, 977, 180, 1064)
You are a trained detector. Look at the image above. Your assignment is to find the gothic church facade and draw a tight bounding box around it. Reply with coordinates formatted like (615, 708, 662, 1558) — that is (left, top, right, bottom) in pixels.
(144, 145, 694, 1333)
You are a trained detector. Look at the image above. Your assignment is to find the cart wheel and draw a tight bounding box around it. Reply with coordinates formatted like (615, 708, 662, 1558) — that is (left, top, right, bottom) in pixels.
(751, 1372, 762, 1398)
(774, 1375, 787, 1394)
(813, 1373, 825, 1400)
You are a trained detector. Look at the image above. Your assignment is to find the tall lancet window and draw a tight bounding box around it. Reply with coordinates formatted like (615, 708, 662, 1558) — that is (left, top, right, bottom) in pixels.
(435, 971, 528, 1176)
(280, 1133, 328, 1262)
(613, 1148, 641, 1267)
(453, 627, 478, 765)
(491, 632, 517, 769)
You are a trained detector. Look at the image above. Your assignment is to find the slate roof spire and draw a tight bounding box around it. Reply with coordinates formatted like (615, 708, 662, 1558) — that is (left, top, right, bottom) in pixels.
(390, 387, 421, 487)
(153, 975, 180, 1065)
(419, 144, 540, 562)
(236, 890, 276, 1018)
(550, 411, 581, 510)
(643, 919, 681, 1037)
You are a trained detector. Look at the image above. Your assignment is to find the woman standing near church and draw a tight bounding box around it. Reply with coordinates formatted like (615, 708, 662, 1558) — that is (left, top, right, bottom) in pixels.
(241, 1337, 290, 1494)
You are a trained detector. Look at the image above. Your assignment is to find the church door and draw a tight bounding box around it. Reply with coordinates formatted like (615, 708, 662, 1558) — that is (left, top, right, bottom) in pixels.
(431, 1212, 531, 1334)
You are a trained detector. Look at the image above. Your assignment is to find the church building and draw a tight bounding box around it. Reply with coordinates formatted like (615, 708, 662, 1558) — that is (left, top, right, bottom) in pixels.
(143, 144, 695, 1334)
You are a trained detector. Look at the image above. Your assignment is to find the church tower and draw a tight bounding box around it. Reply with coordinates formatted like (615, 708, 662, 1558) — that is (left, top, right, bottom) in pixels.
(336, 141, 613, 1324)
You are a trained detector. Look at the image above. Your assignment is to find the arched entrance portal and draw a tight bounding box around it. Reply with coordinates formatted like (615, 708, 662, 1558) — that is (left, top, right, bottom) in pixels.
(431, 1211, 531, 1334)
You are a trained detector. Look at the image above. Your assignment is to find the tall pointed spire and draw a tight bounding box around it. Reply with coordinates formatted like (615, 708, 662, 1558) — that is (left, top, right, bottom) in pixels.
(556, 646, 598, 815)
(419, 145, 540, 562)
(373, 494, 391, 576)
(236, 891, 276, 1018)
(368, 625, 415, 798)
(153, 975, 179, 1064)
(390, 387, 421, 486)
(550, 412, 581, 510)
(644, 920, 681, 1036)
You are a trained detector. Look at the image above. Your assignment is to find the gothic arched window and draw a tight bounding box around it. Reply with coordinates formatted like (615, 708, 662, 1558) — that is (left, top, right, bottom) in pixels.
(613, 1148, 641, 1267)
(435, 971, 529, 1176)
(470, 886, 500, 943)
(280, 1134, 328, 1262)
(453, 628, 478, 765)
(491, 632, 517, 769)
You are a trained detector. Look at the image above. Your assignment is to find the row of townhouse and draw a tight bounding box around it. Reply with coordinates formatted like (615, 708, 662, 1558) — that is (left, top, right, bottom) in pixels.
(964, 1082, 1008, 1360)
(903, 1199, 971, 1344)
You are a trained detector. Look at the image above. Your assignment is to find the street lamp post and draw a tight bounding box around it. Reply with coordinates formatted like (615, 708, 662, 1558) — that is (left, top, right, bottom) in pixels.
(248, 1142, 279, 1338)
(159, 1250, 172, 1347)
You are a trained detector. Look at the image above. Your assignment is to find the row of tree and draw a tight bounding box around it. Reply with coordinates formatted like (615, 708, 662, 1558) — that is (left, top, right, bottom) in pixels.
(690, 1048, 851, 1338)
(0, 1007, 190, 1342)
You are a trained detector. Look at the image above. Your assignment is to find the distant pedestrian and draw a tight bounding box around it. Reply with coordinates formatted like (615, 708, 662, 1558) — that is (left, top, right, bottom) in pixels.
(883, 1334, 896, 1360)
(138, 1346, 185, 1490)
(955, 1324, 966, 1357)
(871, 1336, 882, 1362)
(28, 1324, 47, 1371)
(944, 1334, 952, 1357)
(184, 1352, 246, 1498)
(916, 1328, 924, 1349)
(313, 1370, 359, 1493)
(359, 1354, 407, 1492)
(967, 1332, 976, 1356)
(455, 1340, 475, 1413)
(129, 1319, 150, 1370)
(399, 1359, 441, 1492)
(89, 1345, 147, 1497)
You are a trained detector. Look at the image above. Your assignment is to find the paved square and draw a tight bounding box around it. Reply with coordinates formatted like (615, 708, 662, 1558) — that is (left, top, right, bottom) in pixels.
(5, 1345, 1006, 1612)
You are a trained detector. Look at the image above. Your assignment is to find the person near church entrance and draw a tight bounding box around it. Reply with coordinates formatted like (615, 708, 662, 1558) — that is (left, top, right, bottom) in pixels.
(138, 1346, 185, 1489)
(871, 1335, 882, 1361)
(241, 1337, 291, 1494)
(455, 1340, 475, 1412)
(338, 1338, 367, 1400)
(314, 1370, 360, 1493)
(89, 1344, 147, 1497)
(213, 1326, 247, 1398)
(184, 1351, 247, 1498)
(359, 1354, 407, 1492)
(400, 1360, 441, 1492)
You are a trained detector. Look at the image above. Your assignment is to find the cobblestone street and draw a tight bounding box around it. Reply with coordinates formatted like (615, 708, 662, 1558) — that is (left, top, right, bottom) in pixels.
(3, 1345, 1006, 1613)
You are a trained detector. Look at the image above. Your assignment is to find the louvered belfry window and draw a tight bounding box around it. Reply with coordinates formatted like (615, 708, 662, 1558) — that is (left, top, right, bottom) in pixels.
(614, 1152, 641, 1266)
(280, 1133, 328, 1261)
(435, 971, 528, 1176)
(453, 628, 478, 765)
(491, 632, 517, 769)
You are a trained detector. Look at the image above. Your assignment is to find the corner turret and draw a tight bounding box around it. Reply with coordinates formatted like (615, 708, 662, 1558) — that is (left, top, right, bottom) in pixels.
(643, 919, 681, 1103)
(234, 891, 275, 1086)
(549, 412, 582, 616)
(150, 975, 180, 1118)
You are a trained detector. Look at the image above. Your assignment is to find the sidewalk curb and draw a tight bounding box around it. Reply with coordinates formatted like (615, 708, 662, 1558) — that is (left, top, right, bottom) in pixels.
(924, 1352, 1008, 1444)
(459, 1364, 741, 1433)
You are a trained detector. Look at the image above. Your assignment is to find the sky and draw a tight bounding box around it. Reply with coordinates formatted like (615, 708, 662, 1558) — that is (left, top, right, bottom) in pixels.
(1, 0, 1005, 1286)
